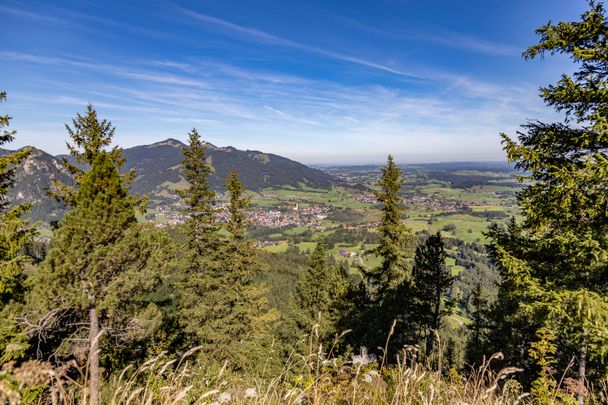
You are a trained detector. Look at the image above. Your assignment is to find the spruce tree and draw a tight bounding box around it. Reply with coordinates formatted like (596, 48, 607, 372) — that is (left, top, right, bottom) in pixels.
(218, 171, 278, 372)
(292, 237, 348, 345)
(410, 232, 453, 358)
(465, 283, 489, 366)
(487, 2, 608, 399)
(225, 171, 249, 240)
(176, 129, 222, 348)
(345, 155, 413, 356)
(365, 155, 412, 295)
(32, 106, 171, 405)
(177, 129, 219, 258)
(0, 92, 36, 361)
(178, 135, 276, 373)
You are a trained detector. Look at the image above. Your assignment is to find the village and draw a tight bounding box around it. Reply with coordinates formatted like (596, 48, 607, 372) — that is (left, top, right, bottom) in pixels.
(150, 198, 332, 229)
(149, 185, 494, 231)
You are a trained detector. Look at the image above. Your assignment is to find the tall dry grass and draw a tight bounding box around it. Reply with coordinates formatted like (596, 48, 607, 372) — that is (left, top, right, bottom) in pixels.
(0, 329, 595, 404)
(0, 349, 529, 404)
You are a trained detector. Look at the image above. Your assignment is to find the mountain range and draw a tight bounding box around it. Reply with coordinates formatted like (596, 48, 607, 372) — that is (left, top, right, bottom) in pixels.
(1, 139, 336, 222)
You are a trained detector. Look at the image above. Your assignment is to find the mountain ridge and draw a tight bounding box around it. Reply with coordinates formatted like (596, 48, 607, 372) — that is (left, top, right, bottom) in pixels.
(2, 139, 337, 221)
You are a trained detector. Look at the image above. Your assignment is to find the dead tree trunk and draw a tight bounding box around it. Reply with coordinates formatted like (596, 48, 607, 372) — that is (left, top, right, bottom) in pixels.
(89, 307, 100, 405)
(578, 342, 587, 405)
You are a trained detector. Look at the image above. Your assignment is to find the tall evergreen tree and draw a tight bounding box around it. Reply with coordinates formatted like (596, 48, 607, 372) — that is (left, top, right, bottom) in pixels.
(176, 129, 223, 348)
(178, 134, 276, 373)
(32, 106, 171, 405)
(410, 232, 453, 358)
(0, 91, 36, 361)
(217, 171, 278, 372)
(465, 283, 489, 366)
(365, 155, 412, 295)
(487, 2, 608, 400)
(345, 155, 413, 357)
(225, 171, 249, 240)
(178, 129, 219, 258)
(292, 237, 348, 345)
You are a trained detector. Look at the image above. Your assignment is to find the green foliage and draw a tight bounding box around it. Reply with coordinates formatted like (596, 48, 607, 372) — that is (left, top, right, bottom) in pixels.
(176, 129, 222, 347)
(9, 3, 608, 391)
(487, 0, 608, 392)
(0, 92, 35, 361)
(343, 155, 414, 359)
(465, 283, 490, 366)
(0, 92, 34, 303)
(409, 232, 453, 358)
(212, 171, 279, 373)
(225, 171, 250, 241)
(30, 106, 173, 366)
(37, 105, 137, 308)
(177, 129, 219, 254)
(259, 247, 309, 316)
(178, 136, 277, 374)
(290, 237, 349, 347)
(365, 155, 413, 294)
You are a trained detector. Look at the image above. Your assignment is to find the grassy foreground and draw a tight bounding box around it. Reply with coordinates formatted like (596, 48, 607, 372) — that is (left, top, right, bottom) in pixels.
(1, 332, 603, 405)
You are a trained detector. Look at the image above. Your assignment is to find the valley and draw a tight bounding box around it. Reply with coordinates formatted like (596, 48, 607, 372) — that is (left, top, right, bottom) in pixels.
(144, 162, 521, 265)
(140, 161, 518, 320)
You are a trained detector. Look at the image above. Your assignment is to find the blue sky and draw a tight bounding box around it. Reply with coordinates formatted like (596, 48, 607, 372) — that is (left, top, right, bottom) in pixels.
(1, 0, 587, 164)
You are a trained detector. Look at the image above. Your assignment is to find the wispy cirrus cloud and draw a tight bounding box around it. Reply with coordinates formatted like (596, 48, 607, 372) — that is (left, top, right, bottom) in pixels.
(174, 5, 424, 80)
(2, 0, 566, 163)
(318, 9, 521, 57)
(4, 48, 548, 163)
(421, 29, 521, 56)
(0, 4, 81, 29)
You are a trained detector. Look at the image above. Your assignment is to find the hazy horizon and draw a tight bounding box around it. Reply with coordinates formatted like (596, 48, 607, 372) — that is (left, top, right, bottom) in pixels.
(1, 135, 514, 166)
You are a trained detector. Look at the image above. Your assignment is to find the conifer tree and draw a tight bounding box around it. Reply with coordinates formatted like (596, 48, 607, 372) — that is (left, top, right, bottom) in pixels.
(465, 283, 489, 366)
(32, 106, 171, 405)
(225, 171, 249, 240)
(176, 129, 223, 347)
(217, 171, 278, 372)
(410, 232, 453, 358)
(345, 155, 413, 356)
(292, 237, 348, 345)
(365, 155, 412, 295)
(178, 135, 276, 372)
(0, 92, 36, 361)
(178, 129, 219, 257)
(487, 2, 608, 399)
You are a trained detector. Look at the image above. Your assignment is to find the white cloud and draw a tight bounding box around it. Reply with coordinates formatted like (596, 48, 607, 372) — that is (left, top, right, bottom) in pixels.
(3, 48, 548, 163)
(175, 5, 423, 80)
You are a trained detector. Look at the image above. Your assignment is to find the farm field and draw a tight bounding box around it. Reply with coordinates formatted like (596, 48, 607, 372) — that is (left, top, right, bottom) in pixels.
(255, 163, 521, 272)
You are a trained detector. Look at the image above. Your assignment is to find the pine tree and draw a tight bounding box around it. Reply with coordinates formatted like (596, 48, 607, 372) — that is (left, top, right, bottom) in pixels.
(345, 155, 413, 356)
(0, 91, 36, 361)
(178, 135, 276, 373)
(32, 106, 171, 405)
(218, 171, 278, 372)
(292, 237, 348, 345)
(410, 232, 453, 358)
(176, 129, 223, 348)
(465, 283, 489, 366)
(487, 2, 608, 399)
(365, 155, 412, 295)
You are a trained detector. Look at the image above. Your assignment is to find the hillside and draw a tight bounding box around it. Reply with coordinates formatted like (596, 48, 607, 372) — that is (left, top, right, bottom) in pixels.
(119, 138, 335, 196)
(0, 147, 74, 222)
(4, 139, 336, 221)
